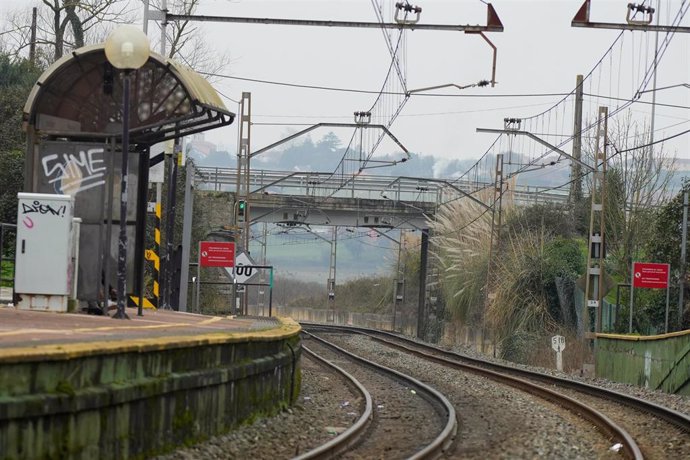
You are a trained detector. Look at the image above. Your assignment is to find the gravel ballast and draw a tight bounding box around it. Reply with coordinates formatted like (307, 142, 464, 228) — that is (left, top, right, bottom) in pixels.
(158, 330, 689, 459)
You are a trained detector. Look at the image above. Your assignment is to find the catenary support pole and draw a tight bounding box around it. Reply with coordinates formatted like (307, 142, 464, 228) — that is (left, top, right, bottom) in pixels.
(570, 75, 584, 203)
(417, 229, 429, 340)
(679, 191, 688, 329)
(178, 159, 194, 311)
(134, 148, 150, 316)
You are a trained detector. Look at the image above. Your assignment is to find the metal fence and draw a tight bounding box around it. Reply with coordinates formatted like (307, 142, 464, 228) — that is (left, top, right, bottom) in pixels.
(0, 223, 16, 302)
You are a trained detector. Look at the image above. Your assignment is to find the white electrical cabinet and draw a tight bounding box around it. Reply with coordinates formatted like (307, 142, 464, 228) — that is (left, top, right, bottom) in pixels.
(15, 193, 74, 311)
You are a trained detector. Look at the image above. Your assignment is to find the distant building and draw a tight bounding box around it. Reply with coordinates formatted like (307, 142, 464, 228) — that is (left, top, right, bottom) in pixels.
(186, 133, 217, 160)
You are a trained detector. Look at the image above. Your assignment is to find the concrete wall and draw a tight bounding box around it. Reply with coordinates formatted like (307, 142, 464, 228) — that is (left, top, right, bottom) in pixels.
(0, 317, 301, 459)
(274, 305, 418, 337)
(596, 329, 690, 395)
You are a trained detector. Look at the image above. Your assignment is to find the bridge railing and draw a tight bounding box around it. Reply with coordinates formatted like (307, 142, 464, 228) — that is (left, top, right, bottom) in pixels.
(192, 166, 569, 208)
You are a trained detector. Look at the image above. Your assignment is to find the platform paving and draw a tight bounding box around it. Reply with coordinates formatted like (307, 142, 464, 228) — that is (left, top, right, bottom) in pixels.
(0, 306, 282, 351)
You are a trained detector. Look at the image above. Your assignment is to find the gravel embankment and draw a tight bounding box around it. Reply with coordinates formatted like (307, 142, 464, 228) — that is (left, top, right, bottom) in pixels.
(443, 338, 690, 417)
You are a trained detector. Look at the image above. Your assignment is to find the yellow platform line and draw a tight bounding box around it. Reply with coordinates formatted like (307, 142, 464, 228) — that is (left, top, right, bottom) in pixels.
(0, 316, 223, 336)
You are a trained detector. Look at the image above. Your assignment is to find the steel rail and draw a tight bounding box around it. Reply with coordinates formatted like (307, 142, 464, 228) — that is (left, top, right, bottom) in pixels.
(351, 326, 690, 435)
(302, 324, 645, 460)
(294, 345, 374, 460)
(304, 331, 457, 459)
(306, 323, 690, 433)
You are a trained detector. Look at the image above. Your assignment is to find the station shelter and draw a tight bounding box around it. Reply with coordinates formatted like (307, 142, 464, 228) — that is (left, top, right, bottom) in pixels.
(21, 43, 234, 307)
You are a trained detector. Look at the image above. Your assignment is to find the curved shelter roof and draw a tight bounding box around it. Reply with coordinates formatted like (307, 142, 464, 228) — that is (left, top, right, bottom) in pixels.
(23, 43, 234, 146)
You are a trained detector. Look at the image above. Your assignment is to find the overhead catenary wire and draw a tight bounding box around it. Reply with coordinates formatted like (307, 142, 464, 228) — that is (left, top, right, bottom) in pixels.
(489, 2, 689, 190)
(454, 1, 687, 200)
(204, 2, 688, 231)
(513, 125, 690, 197)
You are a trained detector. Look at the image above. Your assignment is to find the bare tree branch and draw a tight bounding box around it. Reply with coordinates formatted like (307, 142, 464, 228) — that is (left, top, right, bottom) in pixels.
(2, 0, 136, 63)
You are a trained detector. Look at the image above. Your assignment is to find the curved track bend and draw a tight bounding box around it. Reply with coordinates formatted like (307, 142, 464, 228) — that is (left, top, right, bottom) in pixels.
(301, 323, 679, 460)
(296, 331, 457, 459)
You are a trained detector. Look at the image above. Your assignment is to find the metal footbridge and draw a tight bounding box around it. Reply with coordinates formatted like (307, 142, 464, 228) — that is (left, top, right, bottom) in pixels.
(191, 166, 568, 229)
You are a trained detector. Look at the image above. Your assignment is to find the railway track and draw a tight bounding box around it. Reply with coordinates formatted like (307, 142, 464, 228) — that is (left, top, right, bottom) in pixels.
(296, 331, 457, 459)
(301, 323, 689, 459)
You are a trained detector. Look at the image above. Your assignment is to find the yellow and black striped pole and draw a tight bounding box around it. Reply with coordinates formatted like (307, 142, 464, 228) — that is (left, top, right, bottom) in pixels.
(129, 202, 160, 310)
(149, 202, 161, 308)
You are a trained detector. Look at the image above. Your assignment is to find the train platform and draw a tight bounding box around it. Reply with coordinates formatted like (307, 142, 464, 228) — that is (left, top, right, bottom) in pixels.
(0, 305, 284, 354)
(0, 304, 301, 459)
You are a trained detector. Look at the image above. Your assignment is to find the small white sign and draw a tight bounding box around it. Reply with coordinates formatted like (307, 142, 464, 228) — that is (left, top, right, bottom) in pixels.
(551, 335, 566, 372)
(225, 252, 260, 284)
(551, 335, 566, 352)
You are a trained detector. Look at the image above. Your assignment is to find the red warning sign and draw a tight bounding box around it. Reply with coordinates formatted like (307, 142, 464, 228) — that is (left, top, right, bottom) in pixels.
(632, 262, 669, 289)
(199, 241, 235, 268)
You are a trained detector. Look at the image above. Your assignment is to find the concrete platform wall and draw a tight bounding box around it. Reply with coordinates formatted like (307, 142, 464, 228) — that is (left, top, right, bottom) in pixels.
(0, 318, 302, 459)
(596, 329, 690, 395)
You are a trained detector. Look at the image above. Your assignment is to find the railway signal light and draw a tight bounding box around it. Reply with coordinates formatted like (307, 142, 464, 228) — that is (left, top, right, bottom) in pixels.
(237, 200, 247, 222)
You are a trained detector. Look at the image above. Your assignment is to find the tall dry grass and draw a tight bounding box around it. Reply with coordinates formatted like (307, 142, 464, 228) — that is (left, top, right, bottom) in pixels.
(431, 196, 576, 364)
(488, 227, 563, 361)
(429, 197, 493, 326)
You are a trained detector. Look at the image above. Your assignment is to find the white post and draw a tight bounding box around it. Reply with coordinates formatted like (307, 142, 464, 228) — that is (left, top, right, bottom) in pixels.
(551, 335, 566, 372)
(556, 350, 563, 372)
(196, 243, 201, 313)
(664, 268, 671, 333)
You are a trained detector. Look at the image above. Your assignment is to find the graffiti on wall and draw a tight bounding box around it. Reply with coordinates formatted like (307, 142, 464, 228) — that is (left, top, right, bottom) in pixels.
(20, 199, 68, 230)
(41, 147, 106, 195)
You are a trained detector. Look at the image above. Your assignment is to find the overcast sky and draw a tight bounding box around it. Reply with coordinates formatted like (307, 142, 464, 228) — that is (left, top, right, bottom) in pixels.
(3, 1, 689, 165)
(184, 0, 690, 165)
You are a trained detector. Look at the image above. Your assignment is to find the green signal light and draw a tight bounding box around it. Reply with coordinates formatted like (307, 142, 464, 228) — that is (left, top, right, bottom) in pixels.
(237, 200, 247, 220)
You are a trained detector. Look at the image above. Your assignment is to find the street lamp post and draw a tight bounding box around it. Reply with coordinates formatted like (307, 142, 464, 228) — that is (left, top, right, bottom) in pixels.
(105, 25, 150, 319)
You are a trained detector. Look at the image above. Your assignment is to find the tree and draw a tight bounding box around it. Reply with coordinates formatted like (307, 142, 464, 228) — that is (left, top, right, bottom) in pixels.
(504, 202, 579, 239)
(583, 111, 676, 283)
(0, 54, 41, 224)
(646, 179, 690, 330)
(2, 1, 229, 75)
(318, 132, 342, 151)
(2, 1, 134, 64)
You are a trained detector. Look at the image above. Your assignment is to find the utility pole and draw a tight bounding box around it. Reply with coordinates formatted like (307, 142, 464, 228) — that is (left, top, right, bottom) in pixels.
(235, 92, 251, 314)
(142, 0, 169, 310)
(178, 159, 195, 311)
(486, 153, 504, 308)
(585, 106, 608, 334)
(417, 229, 429, 340)
(162, 139, 180, 309)
(29, 7, 37, 65)
(393, 229, 405, 332)
(327, 226, 338, 307)
(258, 222, 268, 314)
(570, 75, 584, 203)
(493, 153, 505, 247)
(679, 192, 688, 330)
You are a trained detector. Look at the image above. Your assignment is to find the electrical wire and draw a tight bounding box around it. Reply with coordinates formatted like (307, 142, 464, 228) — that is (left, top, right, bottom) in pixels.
(517, 125, 690, 196)
(198, 70, 577, 98)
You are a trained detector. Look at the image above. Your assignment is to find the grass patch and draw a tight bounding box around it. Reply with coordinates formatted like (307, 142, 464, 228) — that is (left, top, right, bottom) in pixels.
(1, 260, 14, 287)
